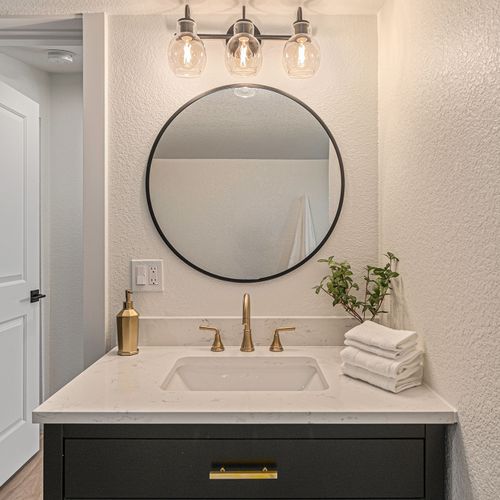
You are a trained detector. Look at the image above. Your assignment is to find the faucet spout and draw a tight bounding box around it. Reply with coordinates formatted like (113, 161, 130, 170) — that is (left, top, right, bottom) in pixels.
(240, 293, 254, 352)
(242, 293, 250, 328)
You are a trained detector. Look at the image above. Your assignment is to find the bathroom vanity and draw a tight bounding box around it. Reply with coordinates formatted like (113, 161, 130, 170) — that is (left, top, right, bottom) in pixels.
(34, 85, 456, 499)
(34, 346, 456, 500)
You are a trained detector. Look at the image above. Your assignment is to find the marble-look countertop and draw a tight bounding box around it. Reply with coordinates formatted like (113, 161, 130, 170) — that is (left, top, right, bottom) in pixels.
(33, 346, 457, 424)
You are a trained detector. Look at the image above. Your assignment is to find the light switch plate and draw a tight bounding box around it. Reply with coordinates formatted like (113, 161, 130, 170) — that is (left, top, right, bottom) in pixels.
(131, 260, 164, 292)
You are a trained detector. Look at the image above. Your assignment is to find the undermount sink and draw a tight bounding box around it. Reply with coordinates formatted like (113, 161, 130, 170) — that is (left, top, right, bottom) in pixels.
(161, 356, 329, 392)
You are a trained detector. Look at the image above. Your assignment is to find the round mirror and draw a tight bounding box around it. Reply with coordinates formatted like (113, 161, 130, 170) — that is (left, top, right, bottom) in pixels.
(146, 84, 344, 282)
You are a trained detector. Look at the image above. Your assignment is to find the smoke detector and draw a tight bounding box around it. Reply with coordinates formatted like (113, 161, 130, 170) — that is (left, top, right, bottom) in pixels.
(47, 50, 74, 64)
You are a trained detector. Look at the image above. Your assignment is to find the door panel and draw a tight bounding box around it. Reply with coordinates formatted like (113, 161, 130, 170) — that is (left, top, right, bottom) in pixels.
(0, 104, 25, 282)
(0, 318, 25, 433)
(0, 80, 40, 486)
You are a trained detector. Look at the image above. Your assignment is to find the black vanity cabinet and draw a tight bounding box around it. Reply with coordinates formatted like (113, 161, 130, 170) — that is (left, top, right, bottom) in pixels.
(44, 424, 444, 500)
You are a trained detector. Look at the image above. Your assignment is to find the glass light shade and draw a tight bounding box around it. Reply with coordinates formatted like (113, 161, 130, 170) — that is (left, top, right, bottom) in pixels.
(168, 19, 206, 77)
(283, 21, 320, 78)
(225, 20, 262, 76)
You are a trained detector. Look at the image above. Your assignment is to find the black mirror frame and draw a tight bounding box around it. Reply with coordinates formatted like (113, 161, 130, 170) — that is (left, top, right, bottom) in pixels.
(145, 83, 345, 283)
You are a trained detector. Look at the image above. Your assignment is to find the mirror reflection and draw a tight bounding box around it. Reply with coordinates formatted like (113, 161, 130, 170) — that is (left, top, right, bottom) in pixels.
(147, 85, 343, 282)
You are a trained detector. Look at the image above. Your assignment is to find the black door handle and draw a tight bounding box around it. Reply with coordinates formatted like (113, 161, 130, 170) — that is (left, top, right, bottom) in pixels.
(30, 289, 47, 303)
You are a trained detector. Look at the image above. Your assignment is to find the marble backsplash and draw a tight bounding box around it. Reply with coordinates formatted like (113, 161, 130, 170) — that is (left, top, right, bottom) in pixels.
(137, 316, 358, 348)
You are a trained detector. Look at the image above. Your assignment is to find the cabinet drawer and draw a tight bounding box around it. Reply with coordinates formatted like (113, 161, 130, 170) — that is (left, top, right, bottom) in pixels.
(65, 438, 424, 499)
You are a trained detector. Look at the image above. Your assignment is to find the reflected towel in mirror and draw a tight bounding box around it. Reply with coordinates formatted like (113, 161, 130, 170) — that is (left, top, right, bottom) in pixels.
(288, 195, 317, 267)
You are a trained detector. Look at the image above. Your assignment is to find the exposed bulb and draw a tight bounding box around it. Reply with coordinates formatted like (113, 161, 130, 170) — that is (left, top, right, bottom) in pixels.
(168, 8, 206, 78)
(225, 19, 262, 76)
(237, 37, 249, 67)
(283, 9, 320, 78)
(182, 36, 193, 65)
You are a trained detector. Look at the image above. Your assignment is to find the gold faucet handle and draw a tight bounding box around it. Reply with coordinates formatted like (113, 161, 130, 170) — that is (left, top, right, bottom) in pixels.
(270, 327, 296, 352)
(199, 325, 225, 352)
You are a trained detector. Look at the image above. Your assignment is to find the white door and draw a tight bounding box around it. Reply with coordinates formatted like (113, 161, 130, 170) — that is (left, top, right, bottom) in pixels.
(0, 80, 41, 486)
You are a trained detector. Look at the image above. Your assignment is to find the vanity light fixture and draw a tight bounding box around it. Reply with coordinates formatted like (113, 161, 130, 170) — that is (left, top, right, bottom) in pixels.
(168, 5, 320, 78)
(283, 8, 320, 78)
(167, 4, 207, 77)
(225, 6, 262, 76)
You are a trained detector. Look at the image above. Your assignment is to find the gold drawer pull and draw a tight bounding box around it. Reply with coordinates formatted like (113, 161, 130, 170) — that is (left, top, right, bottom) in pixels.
(209, 466, 278, 480)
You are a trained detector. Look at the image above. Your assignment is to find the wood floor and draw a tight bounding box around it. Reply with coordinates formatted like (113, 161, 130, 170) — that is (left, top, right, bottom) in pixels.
(0, 439, 42, 500)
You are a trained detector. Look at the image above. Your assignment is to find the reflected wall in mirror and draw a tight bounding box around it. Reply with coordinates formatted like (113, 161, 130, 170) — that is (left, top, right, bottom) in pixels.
(146, 85, 344, 282)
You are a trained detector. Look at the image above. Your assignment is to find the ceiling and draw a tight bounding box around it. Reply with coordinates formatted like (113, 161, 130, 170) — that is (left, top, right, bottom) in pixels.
(0, 45, 83, 72)
(0, 0, 387, 16)
(0, 17, 82, 73)
(154, 87, 330, 160)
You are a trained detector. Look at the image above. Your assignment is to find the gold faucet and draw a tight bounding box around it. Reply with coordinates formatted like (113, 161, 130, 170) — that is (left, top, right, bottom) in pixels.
(240, 293, 254, 352)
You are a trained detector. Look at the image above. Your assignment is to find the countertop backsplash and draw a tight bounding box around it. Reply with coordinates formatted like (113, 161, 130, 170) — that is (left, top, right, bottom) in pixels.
(136, 316, 358, 347)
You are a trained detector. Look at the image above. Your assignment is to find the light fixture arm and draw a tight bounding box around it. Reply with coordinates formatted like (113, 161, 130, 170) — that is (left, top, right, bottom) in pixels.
(292, 6, 311, 35)
(176, 4, 197, 34)
(196, 4, 289, 41)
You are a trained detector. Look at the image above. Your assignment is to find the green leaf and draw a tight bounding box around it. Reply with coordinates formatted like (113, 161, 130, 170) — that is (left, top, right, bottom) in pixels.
(314, 252, 399, 322)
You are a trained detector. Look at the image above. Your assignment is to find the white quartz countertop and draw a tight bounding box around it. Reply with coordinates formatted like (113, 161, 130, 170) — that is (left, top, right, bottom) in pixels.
(33, 346, 457, 424)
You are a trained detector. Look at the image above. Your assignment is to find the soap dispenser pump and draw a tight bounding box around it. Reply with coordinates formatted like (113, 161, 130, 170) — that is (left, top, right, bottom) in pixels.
(116, 289, 139, 356)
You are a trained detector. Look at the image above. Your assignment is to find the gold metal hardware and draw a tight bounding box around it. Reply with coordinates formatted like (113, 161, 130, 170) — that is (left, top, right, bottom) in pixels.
(270, 326, 295, 352)
(199, 325, 224, 352)
(240, 293, 254, 352)
(209, 466, 278, 480)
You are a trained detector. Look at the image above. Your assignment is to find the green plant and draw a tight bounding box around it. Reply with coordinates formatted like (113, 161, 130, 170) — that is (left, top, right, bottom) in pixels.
(314, 252, 399, 323)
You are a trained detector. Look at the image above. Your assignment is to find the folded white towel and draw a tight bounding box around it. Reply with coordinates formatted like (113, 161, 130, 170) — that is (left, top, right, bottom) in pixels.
(342, 362, 423, 393)
(340, 346, 423, 378)
(345, 321, 417, 351)
(345, 339, 417, 359)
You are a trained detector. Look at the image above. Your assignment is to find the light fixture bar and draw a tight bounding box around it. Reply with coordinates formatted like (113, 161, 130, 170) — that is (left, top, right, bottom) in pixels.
(197, 3, 289, 41)
(197, 33, 289, 41)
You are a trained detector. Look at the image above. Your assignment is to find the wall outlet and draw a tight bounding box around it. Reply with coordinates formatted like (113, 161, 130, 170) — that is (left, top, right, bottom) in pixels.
(131, 260, 164, 292)
(149, 264, 159, 285)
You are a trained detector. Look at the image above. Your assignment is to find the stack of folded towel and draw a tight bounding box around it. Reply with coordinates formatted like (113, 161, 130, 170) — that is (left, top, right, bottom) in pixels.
(340, 321, 423, 393)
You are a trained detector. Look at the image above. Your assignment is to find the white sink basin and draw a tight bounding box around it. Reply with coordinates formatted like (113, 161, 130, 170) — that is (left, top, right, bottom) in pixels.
(161, 356, 329, 392)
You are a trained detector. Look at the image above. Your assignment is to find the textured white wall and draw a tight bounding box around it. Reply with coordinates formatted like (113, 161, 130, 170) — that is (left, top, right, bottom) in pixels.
(107, 14, 378, 337)
(378, 1, 500, 498)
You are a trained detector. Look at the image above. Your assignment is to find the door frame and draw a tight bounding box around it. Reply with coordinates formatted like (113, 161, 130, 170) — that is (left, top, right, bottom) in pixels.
(82, 13, 108, 370)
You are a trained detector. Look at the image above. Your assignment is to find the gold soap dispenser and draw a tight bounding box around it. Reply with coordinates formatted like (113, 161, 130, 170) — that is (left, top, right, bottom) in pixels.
(116, 289, 139, 356)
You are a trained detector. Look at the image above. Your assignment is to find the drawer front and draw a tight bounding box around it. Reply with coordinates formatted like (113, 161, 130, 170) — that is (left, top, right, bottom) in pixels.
(65, 438, 424, 499)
